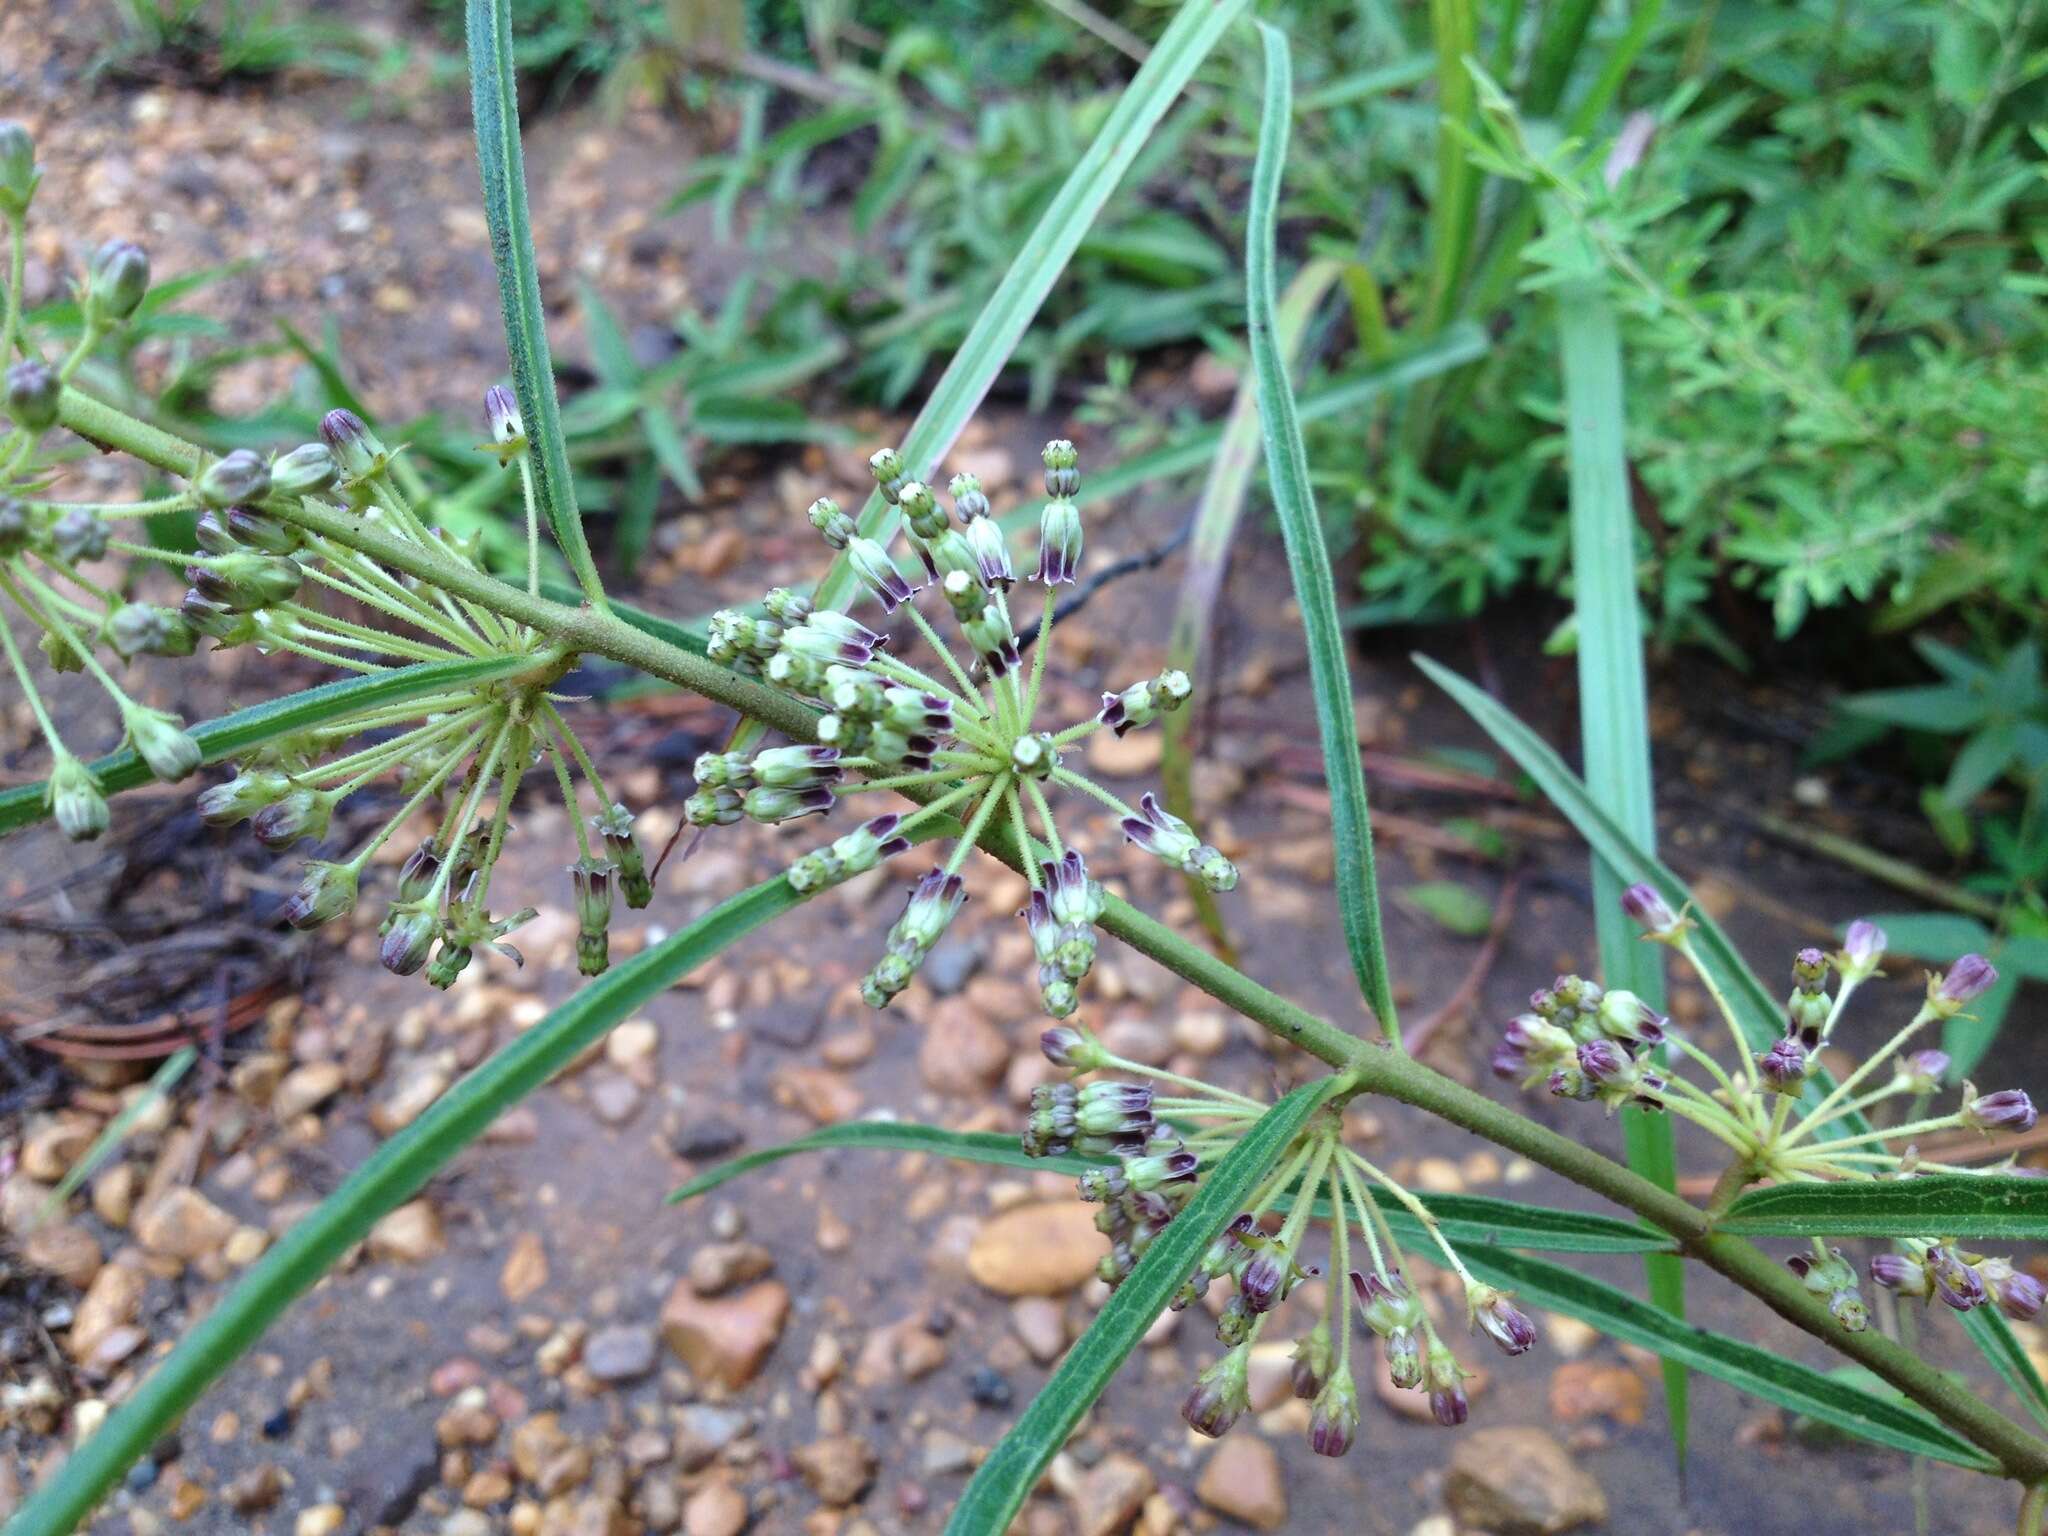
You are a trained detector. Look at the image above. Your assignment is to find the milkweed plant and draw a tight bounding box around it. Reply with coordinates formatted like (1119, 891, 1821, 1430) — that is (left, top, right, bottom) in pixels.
(5, 13, 2048, 1531)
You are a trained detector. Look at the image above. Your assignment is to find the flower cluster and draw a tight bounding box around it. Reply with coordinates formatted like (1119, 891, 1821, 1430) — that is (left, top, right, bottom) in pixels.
(686, 440, 1230, 1017)
(1498, 884, 2039, 1334)
(0, 131, 652, 989)
(1023, 1025, 1537, 1460)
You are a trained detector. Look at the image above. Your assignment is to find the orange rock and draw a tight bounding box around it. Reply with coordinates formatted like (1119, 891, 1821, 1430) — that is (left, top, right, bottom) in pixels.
(660, 1279, 790, 1388)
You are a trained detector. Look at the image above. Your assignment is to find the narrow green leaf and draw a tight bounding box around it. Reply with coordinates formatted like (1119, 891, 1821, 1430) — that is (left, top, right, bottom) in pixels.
(467, 0, 608, 607)
(1719, 1177, 2048, 1241)
(5, 863, 849, 1536)
(1161, 256, 1345, 955)
(668, 1120, 1672, 1255)
(1963, 1308, 2048, 1431)
(0, 654, 538, 837)
(36, 1048, 197, 1226)
(1424, 0, 1482, 329)
(945, 1079, 1340, 1535)
(1457, 1247, 1998, 1470)
(1556, 274, 1687, 1461)
(1249, 22, 1398, 1039)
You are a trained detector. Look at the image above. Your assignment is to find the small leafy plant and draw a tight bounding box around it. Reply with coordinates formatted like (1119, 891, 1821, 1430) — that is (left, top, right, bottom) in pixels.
(5, 8, 2048, 1536)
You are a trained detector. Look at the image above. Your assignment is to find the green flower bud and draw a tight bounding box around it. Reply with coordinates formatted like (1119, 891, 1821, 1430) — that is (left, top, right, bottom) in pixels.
(197, 449, 271, 509)
(896, 480, 947, 540)
(867, 447, 908, 502)
(1041, 437, 1080, 498)
(808, 496, 855, 549)
(763, 586, 813, 625)
(320, 408, 388, 482)
(271, 442, 339, 496)
(107, 602, 195, 659)
(87, 240, 150, 322)
(47, 755, 108, 842)
(197, 769, 288, 828)
(571, 857, 613, 977)
(595, 804, 653, 907)
(1009, 731, 1059, 779)
(0, 121, 39, 217)
(40, 628, 86, 673)
(283, 861, 360, 931)
(123, 705, 203, 783)
(226, 505, 302, 556)
(5, 360, 59, 432)
(51, 508, 109, 564)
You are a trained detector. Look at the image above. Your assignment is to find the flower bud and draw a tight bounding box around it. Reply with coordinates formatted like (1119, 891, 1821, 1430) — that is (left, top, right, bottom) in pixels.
(48, 755, 108, 842)
(1928, 1245, 1987, 1311)
(1034, 496, 1081, 585)
(271, 442, 339, 496)
(848, 536, 915, 613)
(107, 602, 194, 659)
(1468, 1285, 1537, 1356)
(963, 514, 1014, 588)
(763, 586, 813, 625)
(1039, 1024, 1108, 1072)
(87, 240, 150, 322)
(425, 940, 473, 990)
(197, 770, 286, 828)
(1182, 1346, 1250, 1438)
(123, 706, 202, 783)
(1896, 1049, 1949, 1094)
(1791, 946, 1831, 990)
(0, 121, 38, 216)
(5, 360, 59, 432)
(742, 785, 834, 824)
(1755, 1036, 1808, 1095)
(1308, 1370, 1360, 1457)
(1594, 989, 1665, 1047)
(51, 507, 109, 564)
(181, 590, 257, 647)
(685, 785, 743, 827)
(284, 861, 360, 930)
(394, 841, 442, 904)
(1351, 1269, 1425, 1337)
(320, 408, 388, 481)
(1009, 730, 1057, 778)
(484, 385, 524, 446)
(1121, 792, 1238, 891)
(896, 480, 947, 540)
(751, 744, 842, 790)
(1836, 918, 1886, 981)
(380, 909, 438, 976)
(949, 472, 990, 521)
(1977, 1258, 2045, 1323)
(808, 496, 856, 549)
(1870, 1252, 1933, 1300)
(252, 786, 337, 850)
(197, 449, 271, 509)
(1042, 437, 1080, 499)
(867, 447, 908, 503)
(594, 805, 653, 908)
(571, 857, 613, 977)
(187, 552, 302, 612)
(1931, 955, 1998, 1015)
(1962, 1088, 2036, 1135)
(226, 505, 302, 555)
(1619, 882, 1685, 940)
(1424, 1340, 1471, 1426)
(1289, 1320, 1333, 1400)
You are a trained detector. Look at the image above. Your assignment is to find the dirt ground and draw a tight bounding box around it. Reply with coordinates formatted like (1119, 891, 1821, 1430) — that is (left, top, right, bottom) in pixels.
(2, 4, 2043, 1535)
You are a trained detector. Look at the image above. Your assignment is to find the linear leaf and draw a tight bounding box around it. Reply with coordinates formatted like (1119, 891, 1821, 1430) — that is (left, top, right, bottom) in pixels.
(0, 654, 537, 837)
(467, 0, 608, 606)
(944, 1079, 1340, 1535)
(1457, 1247, 1998, 1470)
(4, 860, 873, 1536)
(1719, 1178, 2048, 1241)
(667, 1120, 1671, 1254)
(1963, 1308, 2048, 1431)
(1556, 274, 1687, 1461)
(1248, 22, 1398, 1038)
(1161, 256, 1344, 954)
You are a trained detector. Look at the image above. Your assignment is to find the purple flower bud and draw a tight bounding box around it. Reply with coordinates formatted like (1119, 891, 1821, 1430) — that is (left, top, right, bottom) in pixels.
(1840, 919, 1887, 977)
(320, 407, 387, 480)
(1182, 1348, 1249, 1438)
(1491, 1041, 1529, 1081)
(1978, 1259, 2046, 1323)
(1897, 1049, 1950, 1093)
(1238, 1251, 1285, 1314)
(1039, 1025, 1106, 1072)
(1756, 1037, 1808, 1094)
(1934, 955, 1998, 1011)
(1385, 1329, 1423, 1390)
(1870, 1252, 1932, 1300)
(252, 787, 335, 850)
(87, 239, 149, 320)
(1307, 1373, 1359, 1458)
(1620, 882, 1681, 937)
(1469, 1287, 1538, 1356)
(1577, 1038, 1629, 1085)
(1963, 1089, 2037, 1135)
(484, 384, 523, 445)
(1928, 1246, 1986, 1312)
(1429, 1384, 1469, 1427)
(5, 359, 59, 432)
(380, 910, 438, 976)
(283, 860, 359, 931)
(1290, 1323, 1332, 1400)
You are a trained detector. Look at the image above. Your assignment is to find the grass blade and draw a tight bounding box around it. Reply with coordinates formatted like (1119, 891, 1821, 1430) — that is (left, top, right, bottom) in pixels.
(1161, 256, 1345, 957)
(1423, 0, 1482, 331)
(35, 1048, 197, 1227)
(944, 1078, 1341, 1535)
(1719, 1178, 2048, 1242)
(0, 654, 539, 837)
(1458, 1246, 1997, 1470)
(1248, 22, 1399, 1039)
(669, 1120, 1671, 1254)
(1556, 274, 1687, 1462)
(467, 0, 608, 608)
(3, 858, 893, 1536)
